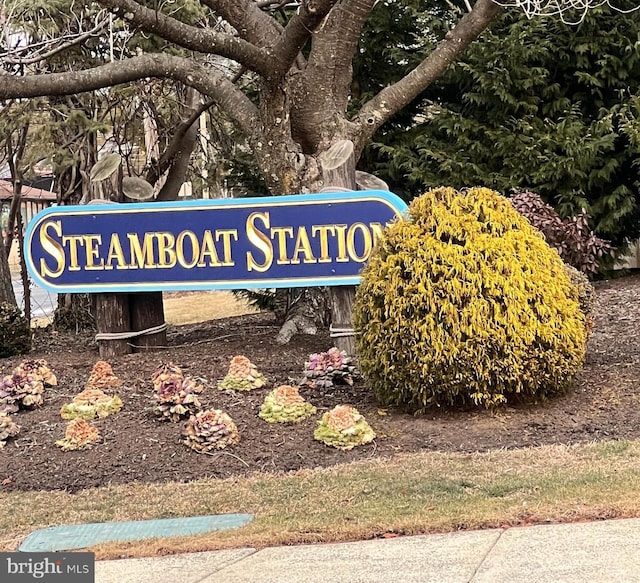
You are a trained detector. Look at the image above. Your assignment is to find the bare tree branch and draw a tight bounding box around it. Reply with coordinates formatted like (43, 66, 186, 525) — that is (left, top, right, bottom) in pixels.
(97, 0, 273, 76)
(0, 54, 259, 136)
(2, 17, 110, 65)
(352, 0, 501, 149)
(269, 0, 340, 78)
(5, 126, 28, 252)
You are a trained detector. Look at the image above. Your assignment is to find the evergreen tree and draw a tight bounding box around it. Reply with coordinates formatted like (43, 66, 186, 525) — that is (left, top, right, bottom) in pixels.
(367, 5, 640, 246)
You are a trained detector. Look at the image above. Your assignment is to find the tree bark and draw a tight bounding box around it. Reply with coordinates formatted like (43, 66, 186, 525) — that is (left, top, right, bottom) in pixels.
(0, 241, 17, 306)
(95, 293, 132, 358)
(274, 287, 331, 345)
(321, 139, 358, 355)
(87, 154, 132, 355)
(129, 292, 167, 351)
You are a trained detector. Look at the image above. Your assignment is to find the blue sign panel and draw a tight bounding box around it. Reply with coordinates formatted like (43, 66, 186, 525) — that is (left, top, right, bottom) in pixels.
(24, 190, 407, 293)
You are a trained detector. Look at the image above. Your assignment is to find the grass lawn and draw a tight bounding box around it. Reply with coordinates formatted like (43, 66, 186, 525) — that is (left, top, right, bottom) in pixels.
(1, 439, 638, 558)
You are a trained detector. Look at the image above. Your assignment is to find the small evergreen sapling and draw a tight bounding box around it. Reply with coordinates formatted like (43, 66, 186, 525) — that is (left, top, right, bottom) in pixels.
(152, 362, 204, 422)
(259, 385, 317, 423)
(218, 356, 266, 391)
(183, 409, 240, 452)
(314, 405, 376, 450)
(303, 348, 358, 389)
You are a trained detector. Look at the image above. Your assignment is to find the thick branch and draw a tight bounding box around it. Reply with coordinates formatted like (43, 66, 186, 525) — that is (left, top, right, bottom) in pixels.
(156, 89, 200, 201)
(0, 54, 259, 136)
(269, 0, 340, 77)
(98, 0, 272, 76)
(199, 0, 282, 46)
(306, 0, 376, 110)
(352, 0, 501, 147)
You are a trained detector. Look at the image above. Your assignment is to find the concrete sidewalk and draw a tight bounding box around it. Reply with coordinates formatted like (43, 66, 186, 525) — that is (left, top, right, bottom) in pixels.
(96, 518, 640, 583)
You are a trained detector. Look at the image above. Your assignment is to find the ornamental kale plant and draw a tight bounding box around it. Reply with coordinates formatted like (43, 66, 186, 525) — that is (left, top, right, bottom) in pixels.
(152, 362, 204, 422)
(303, 348, 358, 389)
(55, 418, 100, 451)
(60, 388, 123, 421)
(0, 413, 20, 448)
(218, 356, 266, 391)
(0, 359, 56, 413)
(86, 361, 121, 391)
(259, 385, 317, 423)
(314, 405, 376, 450)
(183, 409, 240, 452)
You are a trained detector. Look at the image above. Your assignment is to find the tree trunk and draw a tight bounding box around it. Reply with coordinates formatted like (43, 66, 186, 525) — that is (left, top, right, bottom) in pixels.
(95, 293, 132, 358)
(129, 292, 167, 351)
(87, 154, 131, 355)
(52, 115, 98, 332)
(16, 213, 30, 322)
(0, 240, 17, 306)
(274, 287, 331, 345)
(125, 89, 200, 351)
(320, 140, 358, 355)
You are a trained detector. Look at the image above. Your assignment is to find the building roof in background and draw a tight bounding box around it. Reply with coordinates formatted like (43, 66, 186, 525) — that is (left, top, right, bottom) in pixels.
(0, 180, 56, 202)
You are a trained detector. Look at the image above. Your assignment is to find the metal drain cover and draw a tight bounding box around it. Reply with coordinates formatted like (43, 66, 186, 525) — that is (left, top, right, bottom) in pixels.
(19, 514, 254, 552)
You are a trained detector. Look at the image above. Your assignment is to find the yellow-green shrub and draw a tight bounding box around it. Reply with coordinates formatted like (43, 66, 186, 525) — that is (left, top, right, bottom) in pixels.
(353, 187, 587, 409)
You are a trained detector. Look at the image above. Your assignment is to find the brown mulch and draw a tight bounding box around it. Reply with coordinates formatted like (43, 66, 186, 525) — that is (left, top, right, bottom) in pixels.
(1, 274, 639, 493)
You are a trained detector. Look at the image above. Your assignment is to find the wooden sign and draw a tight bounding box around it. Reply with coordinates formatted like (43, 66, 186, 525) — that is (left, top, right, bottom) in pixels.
(25, 190, 407, 293)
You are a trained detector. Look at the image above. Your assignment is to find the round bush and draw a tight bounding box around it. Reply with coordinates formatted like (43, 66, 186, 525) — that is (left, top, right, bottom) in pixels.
(353, 187, 587, 409)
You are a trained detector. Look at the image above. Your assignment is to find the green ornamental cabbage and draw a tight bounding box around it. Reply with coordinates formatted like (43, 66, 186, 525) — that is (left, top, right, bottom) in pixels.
(259, 385, 316, 423)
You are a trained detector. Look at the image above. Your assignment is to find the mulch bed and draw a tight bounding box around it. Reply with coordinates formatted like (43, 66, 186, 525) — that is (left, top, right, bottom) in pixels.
(1, 274, 639, 493)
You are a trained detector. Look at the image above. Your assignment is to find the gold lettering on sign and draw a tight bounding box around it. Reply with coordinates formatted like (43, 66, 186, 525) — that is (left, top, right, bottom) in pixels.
(33, 204, 394, 283)
(83, 235, 104, 270)
(346, 223, 372, 262)
(334, 224, 349, 262)
(311, 225, 336, 264)
(290, 226, 316, 265)
(176, 231, 199, 269)
(61, 234, 84, 272)
(39, 220, 65, 279)
(246, 212, 273, 272)
(105, 234, 128, 270)
(128, 233, 156, 269)
(216, 229, 238, 266)
(198, 230, 222, 267)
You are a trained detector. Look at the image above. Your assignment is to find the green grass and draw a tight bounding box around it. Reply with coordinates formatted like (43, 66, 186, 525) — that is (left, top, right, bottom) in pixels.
(1, 439, 640, 559)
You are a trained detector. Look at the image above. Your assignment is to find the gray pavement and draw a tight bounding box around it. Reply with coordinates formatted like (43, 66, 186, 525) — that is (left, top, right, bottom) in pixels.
(95, 518, 640, 583)
(11, 269, 56, 319)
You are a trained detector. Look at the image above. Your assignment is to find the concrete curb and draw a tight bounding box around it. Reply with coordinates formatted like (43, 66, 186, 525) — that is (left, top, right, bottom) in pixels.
(95, 518, 640, 583)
